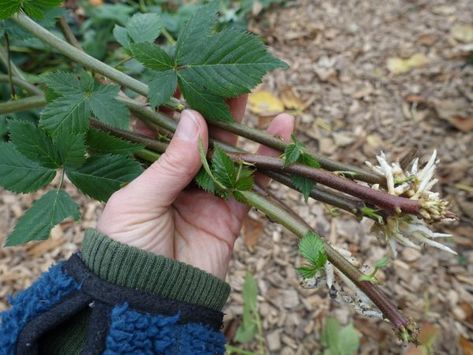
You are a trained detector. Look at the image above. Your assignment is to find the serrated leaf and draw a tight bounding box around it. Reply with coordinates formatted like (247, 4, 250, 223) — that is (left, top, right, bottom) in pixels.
(53, 132, 86, 168)
(43, 72, 82, 96)
(131, 42, 174, 71)
(300, 152, 320, 168)
(178, 74, 233, 122)
(40, 94, 91, 135)
(291, 175, 314, 202)
(283, 142, 302, 167)
(0, 1, 21, 20)
(127, 13, 161, 43)
(113, 25, 130, 49)
(0, 142, 56, 193)
(212, 147, 238, 188)
(148, 70, 177, 108)
(66, 154, 143, 201)
(8, 120, 59, 168)
(4, 189, 80, 246)
(195, 168, 217, 194)
(299, 231, 327, 270)
(89, 85, 130, 129)
(297, 265, 318, 279)
(22, 0, 64, 19)
(175, 2, 217, 62)
(234, 167, 254, 191)
(87, 128, 143, 155)
(178, 28, 287, 97)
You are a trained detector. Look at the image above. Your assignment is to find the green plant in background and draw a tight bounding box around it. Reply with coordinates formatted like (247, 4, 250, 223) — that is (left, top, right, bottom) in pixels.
(322, 317, 361, 355)
(358, 256, 389, 284)
(226, 273, 265, 355)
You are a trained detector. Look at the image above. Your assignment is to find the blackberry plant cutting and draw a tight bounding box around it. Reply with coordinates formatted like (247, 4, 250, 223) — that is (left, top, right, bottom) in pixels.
(0, 0, 458, 344)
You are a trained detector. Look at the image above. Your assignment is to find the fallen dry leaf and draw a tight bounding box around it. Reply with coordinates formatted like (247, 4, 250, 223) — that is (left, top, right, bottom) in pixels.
(435, 99, 473, 132)
(387, 53, 429, 74)
(281, 86, 305, 112)
(248, 91, 284, 116)
(242, 215, 264, 250)
(404, 323, 439, 355)
(451, 24, 473, 43)
(460, 336, 473, 355)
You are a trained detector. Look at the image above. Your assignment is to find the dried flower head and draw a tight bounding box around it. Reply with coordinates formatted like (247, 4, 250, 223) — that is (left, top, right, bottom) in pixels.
(366, 150, 456, 255)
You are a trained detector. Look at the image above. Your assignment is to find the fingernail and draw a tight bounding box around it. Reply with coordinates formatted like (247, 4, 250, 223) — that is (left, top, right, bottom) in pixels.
(176, 110, 199, 141)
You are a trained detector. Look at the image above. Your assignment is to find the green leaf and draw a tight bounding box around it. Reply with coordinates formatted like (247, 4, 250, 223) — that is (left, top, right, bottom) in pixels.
(113, 25, 130, 49)
(53, 132, 86, 168)
(374, 256, 389, 269)
(0, 142, 56, 193)
(0, 116, 7, 138)
(22, 0, 64, 19)
(300, 152, 320, 168)
(235, 272, 258, 343)
(291, 175, 314, 202)
(212, 146, 238, 188)
(4, 189, 80, 247)
(131, 42, 175, 71)
(127, 13, 161, 43)
(175, 1, 217, 62)
(178, 74, 233, 122)
(297, 265, 318, 279)
(66, 154, 143, 201)
(322, 317, 360, 355)
(87, 128, 143, 155)
(0, 0, 62, 20)
(8, 120, 59, 168)
(178, 28, 287, 97)
(195, 168, 217, 194)
(40, 94, 91, 135)
(283, 135, 305, 166)
(299, 231, 327, 270)
(148, 70, 177, 108)
(0, 1, 21, 20)
(89, 85, 130, 129)
(43, 72, 83, 96)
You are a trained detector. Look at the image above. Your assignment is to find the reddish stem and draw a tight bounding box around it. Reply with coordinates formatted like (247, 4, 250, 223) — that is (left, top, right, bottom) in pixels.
(230, 154, 421, 215)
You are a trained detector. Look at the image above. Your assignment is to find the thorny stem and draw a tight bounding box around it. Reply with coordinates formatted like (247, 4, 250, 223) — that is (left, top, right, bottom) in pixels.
(13, 12, 385, 185)
(238, 190, 413, 338)
(230, 154, 421, 215)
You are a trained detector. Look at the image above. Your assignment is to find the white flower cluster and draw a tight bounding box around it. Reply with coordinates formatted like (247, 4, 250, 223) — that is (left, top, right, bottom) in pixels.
(366, 150, 456, 256)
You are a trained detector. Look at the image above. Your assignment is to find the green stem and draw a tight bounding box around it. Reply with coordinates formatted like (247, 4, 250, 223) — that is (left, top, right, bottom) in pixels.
(161, 28, 176, 45)
(13, 13, 182, 110)
(134, 149, 161, 162)
(4, 33, 15, 98)
(238, 190, 410, 334)
(0, 45, 25, 80)
(0, 95, 46, 114)
(0, 74, 42, 95)
(57, 16, 82, 49)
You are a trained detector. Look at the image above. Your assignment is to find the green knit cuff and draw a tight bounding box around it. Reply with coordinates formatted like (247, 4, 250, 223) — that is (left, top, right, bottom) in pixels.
(80, 229, 230, 311)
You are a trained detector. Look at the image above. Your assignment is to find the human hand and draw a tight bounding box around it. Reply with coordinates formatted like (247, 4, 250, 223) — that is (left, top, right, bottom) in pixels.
(97, 96, 294, 279)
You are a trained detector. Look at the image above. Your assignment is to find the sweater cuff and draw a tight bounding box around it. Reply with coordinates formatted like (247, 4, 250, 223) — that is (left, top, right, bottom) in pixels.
(80, 229, 230, 311)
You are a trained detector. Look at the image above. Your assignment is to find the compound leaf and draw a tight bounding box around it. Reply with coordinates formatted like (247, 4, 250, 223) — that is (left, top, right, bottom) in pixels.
(0, 142, 56, 193)
(66, 154, 143, 201)
(8, 120, 59, 168)
(53, 132, 86, 168)
(87, 128, 143, 155)
(0, 0, 63, 19)
(4, 189, 80, 247)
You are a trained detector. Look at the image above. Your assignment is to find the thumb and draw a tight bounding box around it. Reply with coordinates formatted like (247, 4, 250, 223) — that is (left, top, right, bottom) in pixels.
(124, 109, 208, 209)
